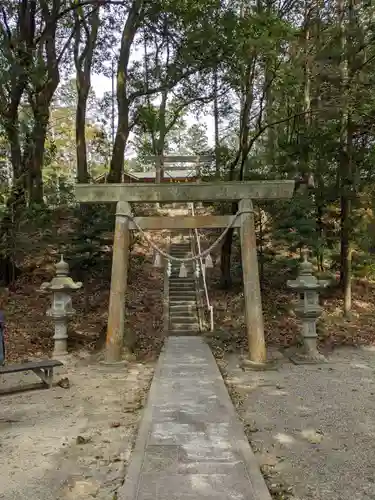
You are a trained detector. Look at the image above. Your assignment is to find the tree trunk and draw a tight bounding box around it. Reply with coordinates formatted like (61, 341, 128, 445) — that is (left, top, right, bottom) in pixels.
(26, 0, 61, 204)
(26, 109, 49, 204)
(220, 54, 256, 287)
(338, 0, 356, 317)
(108, 109, 130, 183)
(220, 228, 233, 289)
(74, 6, 100, 183)
(107, 0, 144, 183)
(340, 189, 351, 313)
(154, 89, 168, 184)
(314, 1, 325, 273)
(213, 68, 220, 177)
(302, 0, 312, 176)
(5, 124, 27, 210)
(316, 198, 324, 272)
(76, 91, 90, 183)
(265, 1, 275, 169)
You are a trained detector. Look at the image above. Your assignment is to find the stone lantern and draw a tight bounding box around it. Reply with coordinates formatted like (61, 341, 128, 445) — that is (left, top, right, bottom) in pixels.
(40, 256, 82, 357)
(287, 253, 330, 363)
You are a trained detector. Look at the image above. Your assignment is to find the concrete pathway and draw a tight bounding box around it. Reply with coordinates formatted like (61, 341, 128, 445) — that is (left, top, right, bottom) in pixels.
(118, 337, 271, 500)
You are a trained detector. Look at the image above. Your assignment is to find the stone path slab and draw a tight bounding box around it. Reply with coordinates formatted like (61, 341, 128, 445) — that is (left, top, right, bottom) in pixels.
(118, 337, 271, 500)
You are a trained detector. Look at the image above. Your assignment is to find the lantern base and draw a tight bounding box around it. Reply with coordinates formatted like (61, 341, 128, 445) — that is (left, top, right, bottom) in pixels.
(52, 346, 68, 358)
(290, 353, 327, 365)
(52, 318, 69, 358)
(290, 343, 327, 364)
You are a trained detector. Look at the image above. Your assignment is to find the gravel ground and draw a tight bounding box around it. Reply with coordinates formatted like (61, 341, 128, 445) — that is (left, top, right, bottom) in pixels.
(221, 346, 375, 500)
(0, 353, 154, 500)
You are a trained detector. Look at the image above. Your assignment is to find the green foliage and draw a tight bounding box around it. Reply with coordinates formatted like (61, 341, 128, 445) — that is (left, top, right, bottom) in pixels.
(272, 194, 322, 256)
(65, 205, 115, 274)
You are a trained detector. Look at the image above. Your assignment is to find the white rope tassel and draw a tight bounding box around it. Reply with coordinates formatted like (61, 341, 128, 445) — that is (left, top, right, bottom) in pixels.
(167, 261, 172, 277)
(195, 264, 200, 278)
(205, 253, 213, 268)
(153, 252, 162, 268)
(179, 262, 188, 278)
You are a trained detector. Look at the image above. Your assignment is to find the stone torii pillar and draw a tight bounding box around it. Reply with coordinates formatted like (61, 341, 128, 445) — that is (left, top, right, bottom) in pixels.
(239, 199, 266, 367)
(105, 201, 131, 363)
(75, 180, 294, 365)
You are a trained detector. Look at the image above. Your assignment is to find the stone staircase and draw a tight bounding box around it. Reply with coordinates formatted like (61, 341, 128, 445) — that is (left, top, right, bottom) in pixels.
(168, 238, 201, 336)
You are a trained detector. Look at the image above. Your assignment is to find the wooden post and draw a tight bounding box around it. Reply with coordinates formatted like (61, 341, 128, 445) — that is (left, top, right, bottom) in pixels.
(239, 198, 267, 366)
(105, 201, 131, 363)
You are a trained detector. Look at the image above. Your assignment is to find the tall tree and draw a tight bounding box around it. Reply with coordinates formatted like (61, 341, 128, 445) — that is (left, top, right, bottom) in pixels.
(107, 0, 144, 183)
(74, 4, 100, 183)
(25, 0, 63, 204)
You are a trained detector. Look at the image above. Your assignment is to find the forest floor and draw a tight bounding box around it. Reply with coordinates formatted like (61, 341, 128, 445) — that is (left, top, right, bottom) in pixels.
(204, 232, 375, 357)
(0, 206, 166, 363)
(0, 355, 154, 500)
(218, 347, 375, 500)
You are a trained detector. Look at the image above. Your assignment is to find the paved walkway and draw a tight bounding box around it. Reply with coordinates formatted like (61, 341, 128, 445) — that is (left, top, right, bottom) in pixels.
(118, 337, 271, 500)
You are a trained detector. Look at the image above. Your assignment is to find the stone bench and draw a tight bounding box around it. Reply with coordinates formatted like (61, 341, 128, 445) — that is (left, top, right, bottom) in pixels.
(0, 359, 63, 388)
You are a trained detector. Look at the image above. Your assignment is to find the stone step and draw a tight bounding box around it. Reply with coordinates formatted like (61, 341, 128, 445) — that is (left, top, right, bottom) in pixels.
(169, 275, 194, 279)
(169, 316, 198, 324)
(169, 299, 196, 303)
(169, 281, 196, 286)
(169, 265, 194, 269)
(170, 299, 196, 304)
(169, 269, 194, 273)
(169, 285, 195, 289)
(169, 283, 195, 291)
(170, 292, 196, 296)
(169, 317, 198, 324)
(170, 325, 200, 333)
(168, 330, 201, 336)
(169, 326, 200, 332)
(169, 320, 200, 327)
(169, 276, 195, 286)
(170, 301, 196, 306)
(169, 284, 196, 289)
(169, 304, 197, 309)
(169, 288, 196, 293)
(170, 293, 196, 298)
(169, 302, 197, 308)
(169, 282, 195, 286)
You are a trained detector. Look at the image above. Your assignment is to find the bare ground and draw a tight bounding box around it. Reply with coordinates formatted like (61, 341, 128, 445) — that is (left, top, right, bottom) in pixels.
(219, 346, 375, 500)
(0, 353, 154, 500)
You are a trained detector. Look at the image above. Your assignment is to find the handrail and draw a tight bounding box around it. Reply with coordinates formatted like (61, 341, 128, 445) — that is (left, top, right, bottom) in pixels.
(189, 203, 214, 331)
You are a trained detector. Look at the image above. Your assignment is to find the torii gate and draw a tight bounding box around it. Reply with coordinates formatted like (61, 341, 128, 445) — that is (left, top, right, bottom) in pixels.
(75, 180, 294, 368)
(144, 154, 214, 183)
